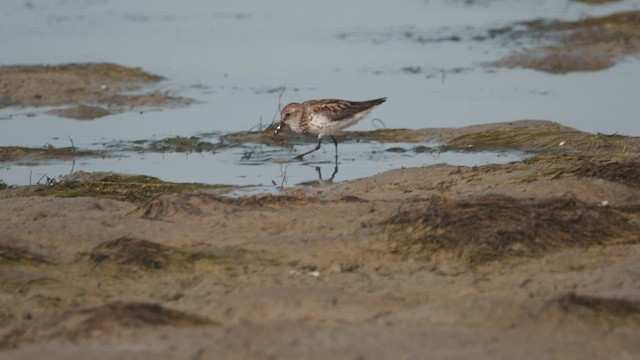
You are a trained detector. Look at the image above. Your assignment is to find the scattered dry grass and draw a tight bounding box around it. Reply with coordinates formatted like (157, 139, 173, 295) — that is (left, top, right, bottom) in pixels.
(555, 292, 640, 325)
(385, 195, 635, 265)
(80, 237, 222, 272)
(136, 192, 309, 220)
(522, 154, 640, 188)
(573, 159, 640, 188)
(83, 237, 194, 270)
(446, 128, 576, 151)
(27, 174, 230, 203)
(0, 245, 49, 265)
(446, 127, 638, 156)
(79, 237, 268, 275)
(0, 302, 215, 349)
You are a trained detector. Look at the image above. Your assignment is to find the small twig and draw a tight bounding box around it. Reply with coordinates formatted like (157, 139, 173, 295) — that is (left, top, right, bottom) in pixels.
(68, 136, 76, 153)
(36, 173, 47, 185)
(69, 158, 76, 176)
(270, 86, 286, 125)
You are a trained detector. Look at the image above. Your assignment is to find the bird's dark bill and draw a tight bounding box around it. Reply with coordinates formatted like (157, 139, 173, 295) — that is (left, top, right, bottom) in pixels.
(274, 122, 284, 136)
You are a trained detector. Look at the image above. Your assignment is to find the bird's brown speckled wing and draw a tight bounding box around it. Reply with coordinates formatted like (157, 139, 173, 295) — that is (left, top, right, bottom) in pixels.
(305, 98, 386, 121)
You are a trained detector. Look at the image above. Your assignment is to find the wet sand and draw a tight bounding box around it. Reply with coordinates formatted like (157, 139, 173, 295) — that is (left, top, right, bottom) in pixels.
(491, 10, 640, 73)
(2, 9, 640, 358)
(0, 63, 190, 119)
(1, 119, 640, 359)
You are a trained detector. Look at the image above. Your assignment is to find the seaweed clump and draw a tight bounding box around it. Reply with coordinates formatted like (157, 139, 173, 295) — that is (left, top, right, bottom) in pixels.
(554, 292, 640, 325)
(85, 237, 187, 270)
(0, 245, 49, 265)
(30, 173, 229, 202)
(385, 195, 633, 265)
(0, 302, 214, 349)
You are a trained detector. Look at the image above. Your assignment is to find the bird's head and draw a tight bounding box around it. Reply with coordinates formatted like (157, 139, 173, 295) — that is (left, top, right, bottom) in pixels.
(273, 103, 302, 137)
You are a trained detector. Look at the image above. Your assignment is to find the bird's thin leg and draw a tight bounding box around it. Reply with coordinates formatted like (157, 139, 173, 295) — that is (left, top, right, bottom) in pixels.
(330, 136, 339, 160)
(328, 153, 339, 182)
(295, 138, 322, 160)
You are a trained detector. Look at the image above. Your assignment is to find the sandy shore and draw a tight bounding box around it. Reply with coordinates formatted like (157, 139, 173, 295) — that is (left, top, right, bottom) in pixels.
(1, 119, 640, 359)
(2, 9, 640, 356)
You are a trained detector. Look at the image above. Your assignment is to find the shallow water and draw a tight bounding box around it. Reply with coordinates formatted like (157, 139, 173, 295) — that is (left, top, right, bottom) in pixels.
(1, 0, 639, 187)
(0, 140, 524, 194)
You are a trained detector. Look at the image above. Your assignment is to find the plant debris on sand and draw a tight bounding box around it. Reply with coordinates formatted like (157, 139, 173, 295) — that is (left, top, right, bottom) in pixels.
(144, 136, 220, 153)
(0, 302, 214, 349)
(385, 195, 635, 265)
(556, 292, 640, 322)
(83, 237, 231, 271)
(573, 158, 640, 189)
(222, 124, 463, 147)
(18, 173, 231, 202)
(0, 245, 50, 265)
(445, 123, 638, 155)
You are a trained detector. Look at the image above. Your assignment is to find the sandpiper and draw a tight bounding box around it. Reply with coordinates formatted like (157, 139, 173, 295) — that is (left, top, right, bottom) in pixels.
(273, 97, 386, 159)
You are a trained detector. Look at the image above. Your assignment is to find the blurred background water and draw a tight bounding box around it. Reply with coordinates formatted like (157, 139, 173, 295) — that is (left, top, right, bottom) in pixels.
(1, 0, 639, 188)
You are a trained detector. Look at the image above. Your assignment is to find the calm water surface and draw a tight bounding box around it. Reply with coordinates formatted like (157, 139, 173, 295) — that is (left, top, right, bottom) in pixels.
(1, 0, 639, 187)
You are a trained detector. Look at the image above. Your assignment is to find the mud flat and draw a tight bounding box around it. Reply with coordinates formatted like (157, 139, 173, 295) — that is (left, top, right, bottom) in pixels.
(491, 10, 640, 73)
(0, 63, 190, 119)
(1, 120, 640, 359)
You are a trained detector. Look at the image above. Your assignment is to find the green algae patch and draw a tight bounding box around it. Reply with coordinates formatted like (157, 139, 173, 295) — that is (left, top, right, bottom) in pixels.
(27, 174, 233, 202)
(219, 121, 639, 166)
(339, 128, 434, 142)
(445, 125, 638, 156)
(222, 127, 441, 146)
(446, 128, 578, 152)
(145, 136, 219, 153)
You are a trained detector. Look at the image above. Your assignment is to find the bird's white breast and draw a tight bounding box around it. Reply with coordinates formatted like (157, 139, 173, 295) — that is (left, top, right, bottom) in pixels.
(309, 109, 373, 138)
